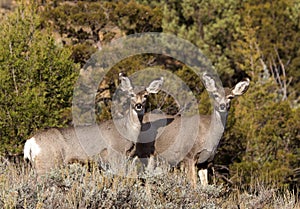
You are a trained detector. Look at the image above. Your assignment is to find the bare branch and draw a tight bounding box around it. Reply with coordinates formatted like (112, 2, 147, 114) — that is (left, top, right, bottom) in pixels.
(275, 48, 287, 101)
(9, 42, 18, 95)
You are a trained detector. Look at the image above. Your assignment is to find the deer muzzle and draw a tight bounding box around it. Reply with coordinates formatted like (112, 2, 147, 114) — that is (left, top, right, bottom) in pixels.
(135, 103, 143, 111)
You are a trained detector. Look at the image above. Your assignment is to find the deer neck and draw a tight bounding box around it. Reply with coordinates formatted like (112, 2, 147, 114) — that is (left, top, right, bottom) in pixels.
(115, 105, 142, 143)
(204, 109, 228, 152)
(213, 109, 228, 128)
(128, 105, 143, 130)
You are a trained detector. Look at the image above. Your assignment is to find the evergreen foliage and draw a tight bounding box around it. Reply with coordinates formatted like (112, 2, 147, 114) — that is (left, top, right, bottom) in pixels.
(0, 3, 78, 155)
(41, 0, 162, 66)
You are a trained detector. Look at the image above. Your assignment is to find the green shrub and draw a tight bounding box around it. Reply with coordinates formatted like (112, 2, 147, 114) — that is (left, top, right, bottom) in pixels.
(218, 80, 300, 189)
(0, 3, 78, 155)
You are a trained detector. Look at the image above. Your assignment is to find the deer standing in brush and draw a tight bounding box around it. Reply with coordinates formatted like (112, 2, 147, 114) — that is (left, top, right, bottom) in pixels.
(141, 74, 250, 186)
(23, 75, 164, 176)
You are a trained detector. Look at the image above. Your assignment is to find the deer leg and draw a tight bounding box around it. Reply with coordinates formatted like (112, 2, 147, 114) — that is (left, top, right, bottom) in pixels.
(186, 159, 197, 188)
(198, 168, 208, 186)
(146, 155, 155, 173)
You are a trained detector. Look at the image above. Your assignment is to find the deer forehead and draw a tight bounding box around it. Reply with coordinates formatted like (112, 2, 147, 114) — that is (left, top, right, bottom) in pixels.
(211, 88, 234, 105)
(131, 90, 148, 103)
(212, 88, 230, 98)
(223, 88, 231, 95)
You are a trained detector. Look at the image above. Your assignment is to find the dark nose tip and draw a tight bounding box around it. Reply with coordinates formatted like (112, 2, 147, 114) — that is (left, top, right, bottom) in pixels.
(135, 103, 143, 111)
(220, 103, 226, 110)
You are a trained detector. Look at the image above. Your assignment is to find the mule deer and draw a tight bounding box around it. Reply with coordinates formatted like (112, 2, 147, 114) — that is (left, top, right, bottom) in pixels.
(142, 74, 250, 186)
(23, 74, 164, 176)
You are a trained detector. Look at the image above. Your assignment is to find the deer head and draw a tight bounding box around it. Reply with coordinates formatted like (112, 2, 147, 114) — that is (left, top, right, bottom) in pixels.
(202, 73, 250, 113)
(119, 74, 164, 117)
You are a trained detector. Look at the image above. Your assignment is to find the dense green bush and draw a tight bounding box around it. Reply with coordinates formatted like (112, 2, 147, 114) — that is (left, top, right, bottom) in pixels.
(0, 3, 78, 155)
(218, 80, 300, 189)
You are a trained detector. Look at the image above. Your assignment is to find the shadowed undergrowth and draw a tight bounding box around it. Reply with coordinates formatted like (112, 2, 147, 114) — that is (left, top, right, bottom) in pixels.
(0, 159, 298, 209)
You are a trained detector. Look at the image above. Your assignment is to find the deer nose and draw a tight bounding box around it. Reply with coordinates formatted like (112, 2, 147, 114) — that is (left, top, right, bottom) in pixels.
(219, 103, 226, 111)
(135, 103, 143, 111)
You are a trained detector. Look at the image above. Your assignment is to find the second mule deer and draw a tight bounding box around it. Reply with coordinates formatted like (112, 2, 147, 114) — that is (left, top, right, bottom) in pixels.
(142, 74, 250, 186)
(23, 75, 164, 176)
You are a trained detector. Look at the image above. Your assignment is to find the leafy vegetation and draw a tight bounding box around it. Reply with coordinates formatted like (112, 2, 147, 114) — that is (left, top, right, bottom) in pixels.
(0, 2, 78, 155)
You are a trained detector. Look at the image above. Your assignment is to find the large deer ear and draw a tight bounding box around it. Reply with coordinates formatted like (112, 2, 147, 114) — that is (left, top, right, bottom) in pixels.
(202, 73, 217, 92)
(232, 78, 250, 96)
(119, 73, 133, 92)
(146, 77, 164, 94)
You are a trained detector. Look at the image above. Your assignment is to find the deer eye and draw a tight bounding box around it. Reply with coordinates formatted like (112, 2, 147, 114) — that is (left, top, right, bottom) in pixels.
(213, 94, 220, 99)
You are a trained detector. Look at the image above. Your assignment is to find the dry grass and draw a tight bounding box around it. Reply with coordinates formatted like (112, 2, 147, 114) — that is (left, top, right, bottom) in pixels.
(0, 158, 298, 209)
